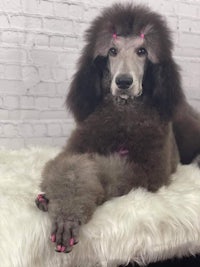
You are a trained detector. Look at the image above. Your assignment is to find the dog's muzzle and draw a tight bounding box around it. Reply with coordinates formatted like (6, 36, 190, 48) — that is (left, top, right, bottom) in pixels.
(114, 74, 142, 102)
(115, 74, 133, 90)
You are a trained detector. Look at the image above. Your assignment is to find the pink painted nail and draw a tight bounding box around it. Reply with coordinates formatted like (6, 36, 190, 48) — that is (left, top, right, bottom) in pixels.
(38, 194, 45, 202)
(51, 235, 56, 242)
(61, 246, 66, 252)
(69, 238, 74, 246)
(57, 245, 62, 251)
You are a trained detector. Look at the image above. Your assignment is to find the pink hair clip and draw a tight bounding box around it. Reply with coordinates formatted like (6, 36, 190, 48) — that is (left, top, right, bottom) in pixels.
(140, 33, 145, 39)
(112, 33, 117, 40)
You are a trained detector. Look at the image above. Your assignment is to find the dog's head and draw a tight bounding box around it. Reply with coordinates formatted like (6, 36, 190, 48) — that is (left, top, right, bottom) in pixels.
(67, 4, 184, 122)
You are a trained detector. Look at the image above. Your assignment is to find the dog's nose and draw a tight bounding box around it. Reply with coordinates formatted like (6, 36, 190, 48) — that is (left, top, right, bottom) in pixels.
(115, 74, 133, 89)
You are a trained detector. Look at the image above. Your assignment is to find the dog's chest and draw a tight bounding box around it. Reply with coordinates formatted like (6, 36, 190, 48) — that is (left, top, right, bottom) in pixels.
(85, 101, 163, 156)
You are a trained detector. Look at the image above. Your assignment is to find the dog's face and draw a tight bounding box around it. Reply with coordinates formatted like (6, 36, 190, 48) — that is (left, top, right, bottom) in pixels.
(108, 36, 148, 100)
(67, 4, 181, 122)
(94, 26, 161, 102)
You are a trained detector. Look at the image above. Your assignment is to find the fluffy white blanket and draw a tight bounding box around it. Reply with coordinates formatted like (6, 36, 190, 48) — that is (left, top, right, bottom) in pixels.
(1, 147, 200, 267)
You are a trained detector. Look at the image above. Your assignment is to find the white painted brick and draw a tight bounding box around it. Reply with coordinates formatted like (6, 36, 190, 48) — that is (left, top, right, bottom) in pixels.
(10, 15, 25, 28)
(167, 16, 178, 31)
(33, 124, 47, 137)
(83, 7, 99, 22)
(25, 33, 36, 46)
(35, 97, 49, 109)
(20, 110, 40, 120)
(4, 96, 19, 109)
(179, 33, 200, 48)
(56, 82, 68, 96)
(0, 48, 27, 63)
(51, 67, 67, 82)
(174, 47, 200, 58)
(0, 14, 10, 28)
(0, 1, 3, 10)
(58, 52, 78, 68)
(0, 81, 26, 95)
(8, 110, 21, 120)
(69, 4, 84, 19)
(22, 0, 54, 16)
(11, 15, 42, 30)
(35, 34, 49, 47)
(21, 0, 39, 14)
(20, 96, 35, 109)
(54, 2, 70, 17)
(47, 124, 62, 136)
(28, 82, 56, 96)
(25, 17, 42, 30)
(49, 97, 64, 109)
(4, 65, 22, 80)
(0, 65, 4, 79)
(2, 31, 25, 45)
(178, 2, 198, 17)
(38, 0, 54, 16)
(30, 50, 58, 66)
(0, 126, 3, 136)
(0, 110, 9, 120)
(43, 18, 73, 34)
(144, 1, 163, 11)
(64, 36, 79, 49)
(50, 35, 64, 47)
(188, 62, 200, 75)
(24, 137, 52, 147)
(19, 124, 33, 137)
(161, 0, 177, 14)
(38, 67, 53, 81)
(40, 110, 67, 119)
(22, 66, 40, 88)
(179, 18, 200, 33)
(74, 21, 89, 36)
(0, 97, 3, 107)
(52, 137, 66, 146)
(3, 124, 18, 137)
(2, 0, 22, 12)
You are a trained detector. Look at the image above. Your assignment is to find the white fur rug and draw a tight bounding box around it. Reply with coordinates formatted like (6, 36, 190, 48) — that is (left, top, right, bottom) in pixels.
(1, 147, 200, 267)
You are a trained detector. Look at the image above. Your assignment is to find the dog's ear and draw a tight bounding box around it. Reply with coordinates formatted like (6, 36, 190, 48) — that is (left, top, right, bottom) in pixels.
(66, 48, 107, 122)
(143, 59, 184, 119)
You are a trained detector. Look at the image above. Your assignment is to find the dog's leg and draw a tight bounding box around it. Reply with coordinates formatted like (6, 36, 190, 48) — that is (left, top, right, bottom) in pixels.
(37, 152, 105, 253)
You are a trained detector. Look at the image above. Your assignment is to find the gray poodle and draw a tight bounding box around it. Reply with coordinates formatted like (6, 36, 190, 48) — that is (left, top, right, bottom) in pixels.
(35, 3, 200, 255)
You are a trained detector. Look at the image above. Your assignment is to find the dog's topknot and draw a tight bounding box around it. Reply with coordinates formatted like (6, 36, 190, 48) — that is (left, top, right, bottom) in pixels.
(87, 4, 173, 62)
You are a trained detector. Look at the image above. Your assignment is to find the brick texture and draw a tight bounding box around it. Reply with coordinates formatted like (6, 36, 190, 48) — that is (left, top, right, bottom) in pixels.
(0, 0, 200, 149)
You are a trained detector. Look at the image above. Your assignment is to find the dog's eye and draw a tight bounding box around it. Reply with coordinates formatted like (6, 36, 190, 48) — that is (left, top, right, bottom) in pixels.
(136, 47, 147, 57)
(109, 47, 118, 57)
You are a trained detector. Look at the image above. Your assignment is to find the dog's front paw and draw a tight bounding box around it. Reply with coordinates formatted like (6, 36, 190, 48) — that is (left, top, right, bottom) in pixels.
(35, 193, 49, 212)
(51, 215, 81, 253)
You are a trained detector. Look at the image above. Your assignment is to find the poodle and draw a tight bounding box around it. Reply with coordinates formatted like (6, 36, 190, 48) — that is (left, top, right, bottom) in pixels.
(36, 3, 200, 255)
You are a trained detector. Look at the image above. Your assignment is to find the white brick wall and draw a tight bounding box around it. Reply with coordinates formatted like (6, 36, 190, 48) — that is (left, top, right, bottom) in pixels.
(0, 0, 200, 149)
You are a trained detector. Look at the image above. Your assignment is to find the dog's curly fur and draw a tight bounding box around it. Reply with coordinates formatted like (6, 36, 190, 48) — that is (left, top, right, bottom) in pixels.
(36, 3, 200, 255)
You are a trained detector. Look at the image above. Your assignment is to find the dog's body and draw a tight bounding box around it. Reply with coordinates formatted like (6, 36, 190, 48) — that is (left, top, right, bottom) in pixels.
(66, 95, 178, 192)
(36, 3, 200, 257)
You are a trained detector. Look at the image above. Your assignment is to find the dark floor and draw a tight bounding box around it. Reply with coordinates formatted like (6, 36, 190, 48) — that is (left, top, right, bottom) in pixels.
(125, 255, 200, 267)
